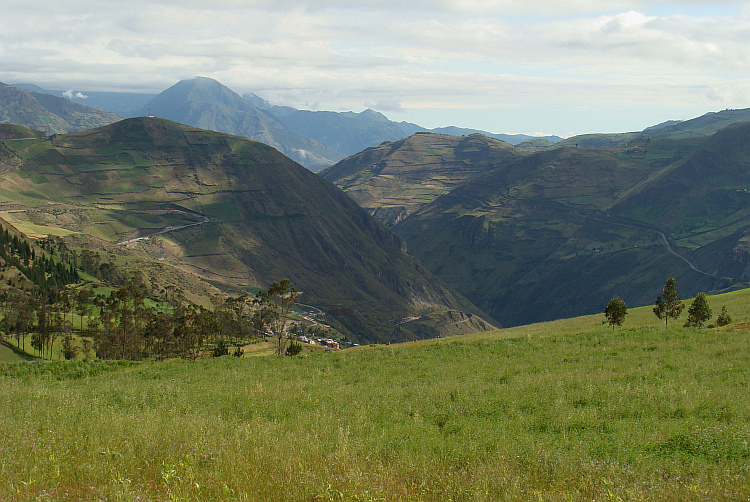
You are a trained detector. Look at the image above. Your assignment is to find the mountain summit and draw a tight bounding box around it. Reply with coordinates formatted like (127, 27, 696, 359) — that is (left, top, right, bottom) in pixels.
(133, 77, 341, 170)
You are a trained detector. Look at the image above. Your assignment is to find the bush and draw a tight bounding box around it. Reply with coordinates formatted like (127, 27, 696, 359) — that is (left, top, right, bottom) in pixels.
(286, 340, 303, 356)
(212, 340, 229, 357)
(716, 306, 732, 327)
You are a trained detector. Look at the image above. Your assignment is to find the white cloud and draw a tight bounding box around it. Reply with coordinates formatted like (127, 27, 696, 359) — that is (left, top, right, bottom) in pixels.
(1, 0, 748, 134)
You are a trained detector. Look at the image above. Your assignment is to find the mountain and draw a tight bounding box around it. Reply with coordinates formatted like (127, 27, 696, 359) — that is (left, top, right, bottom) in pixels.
(132, 77, 342, 170)
(13, 83, 154, 117)
(267, 107, 409, 158)
(643, 108, 750, 139)
(397, 121, 562, 145)
(9, 77, 564, 168)
(555, 107, 750, 150)
(0, 117, 495, 342)
(326, 126, 750, 327)
(320, 133, 522, 226)
(0, 82, 120, 134)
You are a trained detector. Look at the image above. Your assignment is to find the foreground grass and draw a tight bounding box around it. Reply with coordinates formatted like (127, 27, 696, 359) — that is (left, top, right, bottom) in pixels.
(0, 325, 749, 501)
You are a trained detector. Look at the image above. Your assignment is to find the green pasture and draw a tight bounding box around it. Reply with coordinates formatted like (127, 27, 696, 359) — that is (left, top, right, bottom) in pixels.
(0, 323, 748, 501)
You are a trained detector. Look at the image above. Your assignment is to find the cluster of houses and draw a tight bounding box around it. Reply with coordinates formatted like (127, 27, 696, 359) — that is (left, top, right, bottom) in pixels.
(296, 335, 340, 349)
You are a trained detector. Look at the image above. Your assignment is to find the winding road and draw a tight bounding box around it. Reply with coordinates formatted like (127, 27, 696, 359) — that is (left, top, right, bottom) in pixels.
(118, 214, 210, 245)
(600, 217, 717, 279)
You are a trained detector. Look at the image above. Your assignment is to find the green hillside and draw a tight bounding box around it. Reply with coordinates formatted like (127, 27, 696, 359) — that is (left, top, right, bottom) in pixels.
(644, 107, 750, 139)
(0, 117, 494, 343)
(1, 299, 748, 500)
(528, 107, 750, 153)
(0, 123, 45, 140)
(321, 133, 521, 226)
(384, 130, 748, 327)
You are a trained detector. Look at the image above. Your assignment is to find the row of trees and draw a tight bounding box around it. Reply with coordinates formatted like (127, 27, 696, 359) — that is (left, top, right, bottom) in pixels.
(1, 278, 302, 361)
(1, 223, 308, 360)
(604, 276, 732, 329)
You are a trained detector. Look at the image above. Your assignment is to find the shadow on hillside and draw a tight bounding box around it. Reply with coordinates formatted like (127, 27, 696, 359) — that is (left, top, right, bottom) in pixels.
(0, 339, 37, 361)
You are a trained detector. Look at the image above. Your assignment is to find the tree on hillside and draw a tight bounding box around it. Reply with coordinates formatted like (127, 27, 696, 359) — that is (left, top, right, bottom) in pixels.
(254, 278, 299, 355)
(653, 276, 683, 326)
(716, 305, 732, 327)
(604, 296, 627, 329)
(684, 292, 712, 328)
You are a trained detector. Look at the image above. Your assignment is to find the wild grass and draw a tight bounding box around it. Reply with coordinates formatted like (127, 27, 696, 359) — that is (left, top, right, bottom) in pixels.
(0, 324, 748, 501)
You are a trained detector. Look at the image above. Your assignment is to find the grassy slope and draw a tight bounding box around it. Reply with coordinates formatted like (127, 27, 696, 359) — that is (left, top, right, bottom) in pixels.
(0, 294, 748, 501)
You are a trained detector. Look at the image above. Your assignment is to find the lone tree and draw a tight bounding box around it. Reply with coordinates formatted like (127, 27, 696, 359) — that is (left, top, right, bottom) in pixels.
(716, 305, 732, 327)
(255, 278, 299, 355)
(653, 276, 684, 326)
(604, 296, 628, 329)
(684, 292, 712, 328)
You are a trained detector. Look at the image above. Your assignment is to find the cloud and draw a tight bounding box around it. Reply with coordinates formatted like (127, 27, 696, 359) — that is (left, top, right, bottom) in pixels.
(62, 90, 88, 99)
(1, 0, 749, 134)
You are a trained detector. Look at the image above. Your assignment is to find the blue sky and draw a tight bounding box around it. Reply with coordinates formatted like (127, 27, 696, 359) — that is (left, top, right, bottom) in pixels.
(1, 0, 749, 137)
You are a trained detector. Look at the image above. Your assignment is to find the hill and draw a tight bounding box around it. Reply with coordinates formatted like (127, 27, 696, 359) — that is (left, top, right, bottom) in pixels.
(1, 301, 748, 500)
(0, 123, 45, 140)
(644, 108, 750, 139)
(555, 107, 750, 151)
(0, 82, 120, 135)
(373, 131, 750, 327)
(398, 121, 563, 145)
(132, 77, 342, 170)
(320, 133, 522, 226)
(0, 117, 494, 342)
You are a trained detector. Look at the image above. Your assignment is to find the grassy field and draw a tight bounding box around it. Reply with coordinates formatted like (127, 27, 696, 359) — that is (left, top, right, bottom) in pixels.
(1, 318, 749, 501)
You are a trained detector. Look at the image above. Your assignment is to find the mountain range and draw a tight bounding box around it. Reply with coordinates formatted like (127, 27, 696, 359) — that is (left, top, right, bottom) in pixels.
(324, 126, 750, 327)
(0, 117, 495, 343)
(4, 76, 750, 333)
(7, 78, 562, 170)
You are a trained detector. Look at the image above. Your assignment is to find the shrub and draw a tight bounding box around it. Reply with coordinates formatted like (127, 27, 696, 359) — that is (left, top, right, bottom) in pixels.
(286, 340, 303, 356)
(212, 340, 229, 357)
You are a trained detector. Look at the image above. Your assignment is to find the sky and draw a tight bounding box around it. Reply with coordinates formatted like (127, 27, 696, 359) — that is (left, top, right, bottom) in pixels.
(2, 0, 750, 137)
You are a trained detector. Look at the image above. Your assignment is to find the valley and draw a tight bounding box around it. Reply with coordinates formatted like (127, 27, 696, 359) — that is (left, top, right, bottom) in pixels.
(0, 117, 495, 344)
(0, 78, 749, 502)
(325, 128, 750, 327)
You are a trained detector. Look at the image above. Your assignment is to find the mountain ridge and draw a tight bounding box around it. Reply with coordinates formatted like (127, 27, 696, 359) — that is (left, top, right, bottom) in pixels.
(324, 125, 750, 327)
(0, 117, 495, 342)
(0, 82, 120, 134)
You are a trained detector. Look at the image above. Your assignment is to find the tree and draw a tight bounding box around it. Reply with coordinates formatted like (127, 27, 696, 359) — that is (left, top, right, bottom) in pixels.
(604, 296, 627, 329)
(254, 278, 299, 355)
(684, 292, 712, 328)
(653, 276, 683, 326)
(716, 305, 732, 327)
